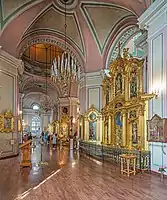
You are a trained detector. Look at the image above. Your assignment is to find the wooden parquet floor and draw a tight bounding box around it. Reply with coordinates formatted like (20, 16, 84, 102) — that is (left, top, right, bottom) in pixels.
(0, 142, 167, 200)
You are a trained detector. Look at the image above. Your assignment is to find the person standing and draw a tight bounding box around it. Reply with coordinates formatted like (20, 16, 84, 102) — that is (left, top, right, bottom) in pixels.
(41, 131, 44, 143)
(52, 133, 57, 150)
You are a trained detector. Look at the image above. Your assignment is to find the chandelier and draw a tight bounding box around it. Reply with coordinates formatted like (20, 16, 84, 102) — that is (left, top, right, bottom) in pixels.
(51, 0, 80, 83)
(51, 52, 80, 83)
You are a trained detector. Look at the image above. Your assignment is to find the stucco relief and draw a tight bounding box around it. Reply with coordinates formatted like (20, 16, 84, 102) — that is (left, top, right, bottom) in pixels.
(18, 59, 24, 75)
(81, 3, 135, 52)
(56, 0, 79, 11)
(2, 0, 34, 19)
(25, 7, 84, 54)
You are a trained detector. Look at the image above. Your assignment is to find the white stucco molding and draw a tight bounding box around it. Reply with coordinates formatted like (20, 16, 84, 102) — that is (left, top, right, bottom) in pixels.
(0, 48, 21, 76)
(23, 108, 51, 115)
(86, 70, 101, 78)
(138, 0, 167, 30)
(86, 71, 102, 87)
(134, 31, 148, 56)
(80, 71, 103, 88)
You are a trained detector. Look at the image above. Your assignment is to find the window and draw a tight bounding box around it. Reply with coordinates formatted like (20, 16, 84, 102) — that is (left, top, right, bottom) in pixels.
(32, 104, 39, 110)
(31, 116, 41, 134)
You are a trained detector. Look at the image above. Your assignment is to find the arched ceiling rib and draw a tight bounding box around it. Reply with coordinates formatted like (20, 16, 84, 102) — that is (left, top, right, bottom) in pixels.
(0, 0, 148, 72)
(81, 2, 136, 53)
(20, 74, 60, 98)
(23, 4, 85, 56)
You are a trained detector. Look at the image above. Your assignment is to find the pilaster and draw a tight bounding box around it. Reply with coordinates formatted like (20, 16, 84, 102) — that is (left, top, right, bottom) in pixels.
(0, 48, 20, 158)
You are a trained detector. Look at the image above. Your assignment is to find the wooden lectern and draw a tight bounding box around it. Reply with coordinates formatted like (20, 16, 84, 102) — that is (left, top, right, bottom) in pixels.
(19, 140, 32, 168)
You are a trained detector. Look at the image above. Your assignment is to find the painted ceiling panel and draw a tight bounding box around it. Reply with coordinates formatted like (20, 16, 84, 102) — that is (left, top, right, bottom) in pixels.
(2, 0, 34, 19)
(82, 4, 134, 53)
(26, 7, 84, 54)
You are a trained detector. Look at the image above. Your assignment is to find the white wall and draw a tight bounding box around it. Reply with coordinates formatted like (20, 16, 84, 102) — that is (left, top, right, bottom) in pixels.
(80, 71, 102, 113)
(138, 0, 167, 173)
(0, 49, 19, 158)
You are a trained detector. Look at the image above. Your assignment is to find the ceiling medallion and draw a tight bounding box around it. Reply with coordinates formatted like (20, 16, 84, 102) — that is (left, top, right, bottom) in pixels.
(56, 0, 79, 11)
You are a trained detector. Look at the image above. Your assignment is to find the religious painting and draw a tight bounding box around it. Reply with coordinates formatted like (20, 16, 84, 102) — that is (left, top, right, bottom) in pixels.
(88, 112, 97, 140)
(89, 112, 97, 122)
(147, 114, 166, 142)
(59, 116, 69, 138)
(115, 73, 122, 94)
(3, 111, 14, 133)
(132, 122, 138, 144)
(89, 121, 97, 140)
(115, 112, 122, 146)
(130, 69, 138, 98)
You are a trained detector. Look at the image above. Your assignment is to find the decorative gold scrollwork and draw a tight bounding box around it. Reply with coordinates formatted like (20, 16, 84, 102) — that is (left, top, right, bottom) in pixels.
(0, 110, 14, 133)
(101, 47, 154, 150)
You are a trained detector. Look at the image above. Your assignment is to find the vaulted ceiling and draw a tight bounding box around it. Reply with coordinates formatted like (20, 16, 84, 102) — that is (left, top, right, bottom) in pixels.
(0, 0, 149, 70)
(0, 0, 150, 108)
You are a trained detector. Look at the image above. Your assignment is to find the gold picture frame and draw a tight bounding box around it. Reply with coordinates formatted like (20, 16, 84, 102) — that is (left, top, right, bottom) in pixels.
(0, 110, 14, 133)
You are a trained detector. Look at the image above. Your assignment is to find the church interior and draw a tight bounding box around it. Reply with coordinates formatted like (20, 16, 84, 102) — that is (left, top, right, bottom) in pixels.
(0, 0, 167, 199)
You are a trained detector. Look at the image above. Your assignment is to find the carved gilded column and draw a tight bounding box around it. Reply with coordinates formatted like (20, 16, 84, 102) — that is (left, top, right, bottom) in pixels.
(102, 119, 105, 143)
(110, 82, 114, 101)
(102, 89, 106, 107)
(138, 107, 145, 149)
(84, 117, 89, 141)
(139, 62, 144, 94)
(129, 123, 132, 149)
(99, 116, 103, 143)
(108, 115, 111, 144)
(96, 116, 100, 141)
(111, 114, 115, 145)
(122, 111, 127, 147)
(124, 73, 129, 102)
(126, 116, 132, 148)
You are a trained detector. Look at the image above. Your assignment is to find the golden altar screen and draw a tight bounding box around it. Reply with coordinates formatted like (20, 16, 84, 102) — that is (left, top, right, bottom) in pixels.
(102, 48, 155, 150)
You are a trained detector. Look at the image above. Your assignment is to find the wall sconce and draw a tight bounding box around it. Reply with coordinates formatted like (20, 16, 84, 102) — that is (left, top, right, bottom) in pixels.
(152, 82, 165, 98)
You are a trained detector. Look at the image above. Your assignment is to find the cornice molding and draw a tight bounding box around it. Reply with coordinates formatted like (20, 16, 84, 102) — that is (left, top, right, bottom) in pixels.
(0, 47, 20, 76)
(134, 31, 148, 55)
(17, 35, 85, 73)
(138, 0, 167, 30)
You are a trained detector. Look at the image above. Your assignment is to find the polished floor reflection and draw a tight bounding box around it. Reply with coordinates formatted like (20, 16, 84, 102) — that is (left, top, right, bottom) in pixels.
(0, 141, 167, 200)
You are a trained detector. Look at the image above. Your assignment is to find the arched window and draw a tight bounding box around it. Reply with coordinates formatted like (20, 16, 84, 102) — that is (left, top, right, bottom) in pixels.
(31, 116, 41, 134)
(32, 104, 40, 110)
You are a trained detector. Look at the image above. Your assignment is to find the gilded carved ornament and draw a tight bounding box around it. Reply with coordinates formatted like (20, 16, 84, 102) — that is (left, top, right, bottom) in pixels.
(101, 46, 155, 149)
(51, 120, 59, 127)
(0, 110, 14, 133)
(84, 105, 101, 122)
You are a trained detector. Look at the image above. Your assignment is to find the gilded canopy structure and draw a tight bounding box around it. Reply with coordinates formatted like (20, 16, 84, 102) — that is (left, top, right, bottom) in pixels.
(102, 48, 155, 150)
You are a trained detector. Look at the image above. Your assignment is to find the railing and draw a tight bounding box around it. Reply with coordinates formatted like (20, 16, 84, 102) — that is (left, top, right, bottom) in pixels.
(79, 141, 151, 173)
